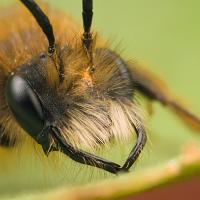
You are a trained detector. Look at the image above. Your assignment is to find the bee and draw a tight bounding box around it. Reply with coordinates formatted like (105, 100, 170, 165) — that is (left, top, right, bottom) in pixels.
(0, 0, 200, 175)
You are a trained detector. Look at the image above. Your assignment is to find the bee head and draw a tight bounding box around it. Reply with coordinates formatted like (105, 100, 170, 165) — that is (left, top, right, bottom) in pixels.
(4, 0, 136, 154)
(3, 0, 146, 174)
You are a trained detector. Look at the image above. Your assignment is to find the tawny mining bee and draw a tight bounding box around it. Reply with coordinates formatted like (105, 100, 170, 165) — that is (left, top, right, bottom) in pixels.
(0, 0, 200, 175)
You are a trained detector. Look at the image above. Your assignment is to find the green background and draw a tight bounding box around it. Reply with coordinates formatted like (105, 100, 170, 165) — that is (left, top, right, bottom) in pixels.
(0, 0, 200, 198)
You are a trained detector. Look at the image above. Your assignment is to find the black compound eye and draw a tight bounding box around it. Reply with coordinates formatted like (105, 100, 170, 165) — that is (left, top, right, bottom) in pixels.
(5, 74, 45, 141)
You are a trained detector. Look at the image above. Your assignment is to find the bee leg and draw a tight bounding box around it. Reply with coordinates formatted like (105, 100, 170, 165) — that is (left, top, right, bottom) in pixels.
(121, 122, 147, 171)
(51, 127, 121, 174)
(130, 65, 200, 132)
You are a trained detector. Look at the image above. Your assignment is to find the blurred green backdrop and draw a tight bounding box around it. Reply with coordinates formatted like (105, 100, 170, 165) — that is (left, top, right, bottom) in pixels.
(0, 0, 200, 198)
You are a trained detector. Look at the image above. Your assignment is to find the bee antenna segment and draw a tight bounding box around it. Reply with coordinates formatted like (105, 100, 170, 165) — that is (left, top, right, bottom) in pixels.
(82, 0, 93, 65)
(20, 0, 55, 56)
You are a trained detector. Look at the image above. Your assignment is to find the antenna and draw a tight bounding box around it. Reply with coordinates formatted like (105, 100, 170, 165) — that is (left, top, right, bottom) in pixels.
(20, 0, 55, 55)
(82, 0, 93, 63)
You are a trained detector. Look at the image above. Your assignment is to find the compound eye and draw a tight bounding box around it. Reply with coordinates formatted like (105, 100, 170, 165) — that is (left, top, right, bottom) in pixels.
(5, 74, 45, 141)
